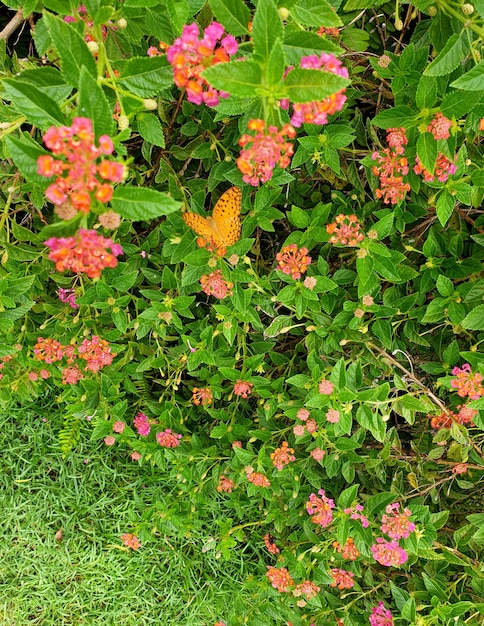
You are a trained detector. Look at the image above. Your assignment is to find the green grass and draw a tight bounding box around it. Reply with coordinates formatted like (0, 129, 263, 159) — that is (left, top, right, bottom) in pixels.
(0, 408, 258, 626)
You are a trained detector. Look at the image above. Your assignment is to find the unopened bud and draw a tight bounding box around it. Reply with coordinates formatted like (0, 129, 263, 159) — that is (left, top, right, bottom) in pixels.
(117, 18, 128, 28)
(428, 5, 437, 15)
(143, 98, 157, 110)
(394, 18, 403, 30)
(462, 3, 474, 14)
(118, 115, 130, 131)
(278, 7, 289, 20)
(86, 40, 99, 55)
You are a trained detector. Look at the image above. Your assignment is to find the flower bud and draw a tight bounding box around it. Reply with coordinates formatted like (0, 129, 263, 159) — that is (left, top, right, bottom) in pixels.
(278, 7, 289, 19)
(143, 98, 157, 110)
(462, 3, 474, 13)
(86, 40, 99, 55)
(117, 115, 130, 131)
(394, 18, 403, 30)
(117, 18, 128, 28)
(428, 5, 437, 15)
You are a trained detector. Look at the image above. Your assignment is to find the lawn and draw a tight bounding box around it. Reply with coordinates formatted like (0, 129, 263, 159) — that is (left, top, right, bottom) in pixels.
(0, 406, 257, 626)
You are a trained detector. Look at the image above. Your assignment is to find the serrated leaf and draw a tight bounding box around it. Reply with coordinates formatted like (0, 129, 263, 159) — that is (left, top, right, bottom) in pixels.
(291, 0, 342, 27)
(17, 66, 72, 102)
(436, 191, 455, 227)
(4, 134, 49, 186)
(424, 33, 470, 77)
(208, 0, 250, 35)
(461, 304, 484, 330)
(137, 113, 165, 147)
(440, 89, 484, 118)
(283, 68, 349, 103)
(267, 38, 285, 86)
(372, 106, 417, 128)
(416, 75, 437, 109)
(283, 31, 343, 66)
(451, 60, 484, 90)
(43, 12, 97, 88)
(111, 187, 181, 220)
(77, 66, 115, 138)
(118, 56, 173, 98)
(251, 0, 283, 62)
(417, 132, 437, 175)
(2, 79, 64, 129)
(166, 0, 189, 35)
(202, 60, 262, 97)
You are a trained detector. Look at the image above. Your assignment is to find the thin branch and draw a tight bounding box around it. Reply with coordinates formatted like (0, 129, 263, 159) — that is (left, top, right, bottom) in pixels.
(0, 9, 27, 43)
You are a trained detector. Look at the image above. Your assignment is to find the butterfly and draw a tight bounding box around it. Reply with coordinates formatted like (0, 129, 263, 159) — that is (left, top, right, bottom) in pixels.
(182, 186, 241, 255)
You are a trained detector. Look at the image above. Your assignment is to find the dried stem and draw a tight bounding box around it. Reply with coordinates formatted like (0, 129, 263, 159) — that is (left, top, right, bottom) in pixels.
(0, 9, 28, 43)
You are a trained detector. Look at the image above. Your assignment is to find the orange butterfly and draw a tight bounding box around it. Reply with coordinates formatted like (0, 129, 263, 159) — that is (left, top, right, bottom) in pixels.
(183, 186, 241, 255)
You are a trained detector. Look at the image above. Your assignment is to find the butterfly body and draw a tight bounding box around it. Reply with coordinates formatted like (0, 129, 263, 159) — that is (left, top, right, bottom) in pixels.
(183, 186, 241, 254)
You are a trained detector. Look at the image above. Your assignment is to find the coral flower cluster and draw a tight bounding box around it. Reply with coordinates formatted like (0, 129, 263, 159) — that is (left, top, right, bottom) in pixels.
(237, 119, 296, 186)
(414, 152, 457, 182)
(276, 244, 311, 279)
(429, 405, 477, 429)
(44, 229, 123, 278)
(281, 53, 349, 127)
(200, 270, 233, 299)
(167, 22, 238, 106)
(450, 363, 484, 399)
(370, 502, 415, 567)
(371, 128, 410, 205)
(33, 335, 114, 384)
(306, 489, 335, 527)
(369, 602, 394, 626)
(37, 118, 124, 214)
(427, 112, 453, 141)
(270, 441, 296, 470)
(326, 214, 365, 246)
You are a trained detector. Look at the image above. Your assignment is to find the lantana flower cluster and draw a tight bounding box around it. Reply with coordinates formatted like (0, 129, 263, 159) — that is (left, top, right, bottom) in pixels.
(45, 229, 123, 278)
(371, 128, 410, 205)
(369, 602, 394, 626)
(280, 53, 349, 127)
(200, 270, 233, 299)
(326, 214, 365, 246)
(37, 118, 124, 215)
(130, 412, 182, 450)
(167, 22, 238, 106)
(270, 441, 295, 470)
(429, 405, 477, 429)
(427, 112, 453, 141)
(370, 502, 415, 566)
(237, 119, 296, 186)
(276, 244, 311, 279)
(33, 335, 114, 384)
(450, 363, 484, 399)
(413, 152, 457, 182)
(305, 489, 335, 527)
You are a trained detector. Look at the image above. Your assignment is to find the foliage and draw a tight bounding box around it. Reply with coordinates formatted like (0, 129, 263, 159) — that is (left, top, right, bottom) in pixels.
(1, 0, 484, 624)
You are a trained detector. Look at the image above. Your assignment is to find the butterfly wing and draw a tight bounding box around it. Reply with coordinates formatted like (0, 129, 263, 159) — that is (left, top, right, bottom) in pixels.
(211, 186, 241, 246)
(182, 212, 224, 248)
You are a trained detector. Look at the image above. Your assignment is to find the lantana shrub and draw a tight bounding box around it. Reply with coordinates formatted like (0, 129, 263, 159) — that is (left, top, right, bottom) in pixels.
(1, 0, 484, 624)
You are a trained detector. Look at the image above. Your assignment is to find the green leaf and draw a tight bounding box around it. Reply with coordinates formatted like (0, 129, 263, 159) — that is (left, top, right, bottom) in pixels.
(118, 56, 173, 98)
(356, 404, 386, 442)
(440, 89, 484, 118)
(17, 66, 72, 102)
(283, 68, 349, 103)
(451, 60, 484, 90)
(421, 298, 446, 323)
(208, 0, 250, 35)
(266, 38, 285, 87)
(372, 106, 417, 129)
(43, 12, 97, 88)
(251, 0, 283, 63)
(111, 187, 182, 220)
(291, 0, 342, 27)
(111, 270, 139, 292)
(415, 75, 438, 109)
(471, 169, 484, 187)
(337, 484, 360, 508)
(202, 61, 263, 97)
(436, 274, 454, 297)
(2, 79, 64, 129)
(401, 598, 416, 623)
(283, 31, 343, 66)
(461, 304, 484, 330)
(4, 134, 49, 186)
(424, 33, 470, 77)
(137, 113, 166, 147)
(416, 132, 437, 175)
(436, 191, 455, 227)
(77, 66, 115, 138)
(166, 0, 189, 35)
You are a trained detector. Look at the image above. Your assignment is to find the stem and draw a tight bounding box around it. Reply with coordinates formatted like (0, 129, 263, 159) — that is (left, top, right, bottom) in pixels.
(0, 9, 27, 42)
